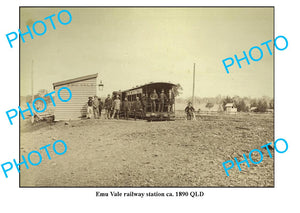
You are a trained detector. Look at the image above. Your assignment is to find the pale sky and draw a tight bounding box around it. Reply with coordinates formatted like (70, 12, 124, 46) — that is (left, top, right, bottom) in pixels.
(20, 7, 273, 98)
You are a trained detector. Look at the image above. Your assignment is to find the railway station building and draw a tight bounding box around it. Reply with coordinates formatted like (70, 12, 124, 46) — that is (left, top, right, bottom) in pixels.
(52, 73, 103, 121)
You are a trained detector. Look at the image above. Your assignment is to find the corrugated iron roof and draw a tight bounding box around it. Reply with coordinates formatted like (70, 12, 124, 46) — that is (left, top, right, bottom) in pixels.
(122, 82, 177, 92)
(53, 73, 98, 88)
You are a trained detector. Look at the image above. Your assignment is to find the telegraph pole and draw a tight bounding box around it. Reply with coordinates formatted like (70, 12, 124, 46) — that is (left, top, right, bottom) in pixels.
(192, 63, 195, 106)
(31, 59, 34, 123)
(31, 60, 34, 103)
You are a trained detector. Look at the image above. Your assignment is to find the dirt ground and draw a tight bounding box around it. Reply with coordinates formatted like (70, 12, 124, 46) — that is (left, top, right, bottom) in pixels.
(20, 113, 274, 187)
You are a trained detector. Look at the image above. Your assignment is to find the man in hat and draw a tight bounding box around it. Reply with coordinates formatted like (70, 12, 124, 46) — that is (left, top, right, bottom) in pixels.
(158, 89, 167, 112)
(141, 93, 148, 118)
(112, 95, 121, 120)
(185, 102, 195, 120)
(104, 94, 113, 119)
(150, 89, 158, 112)
(98, 97, 103, 118)
(87, 97, 93, 119)
(133, 96, 143, 121)
(122, 97, 130, 120)
(168, 89, 175, 112)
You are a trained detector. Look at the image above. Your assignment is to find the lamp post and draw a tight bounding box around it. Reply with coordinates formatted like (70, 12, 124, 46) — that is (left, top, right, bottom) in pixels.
(98, 80, 104, 91)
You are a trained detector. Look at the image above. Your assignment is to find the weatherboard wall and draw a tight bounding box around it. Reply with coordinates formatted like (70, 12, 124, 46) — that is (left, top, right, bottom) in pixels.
(54, 77, 97, 121)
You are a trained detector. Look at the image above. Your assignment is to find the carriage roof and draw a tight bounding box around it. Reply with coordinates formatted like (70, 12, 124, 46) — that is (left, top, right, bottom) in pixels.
(122, 82, 176, 93)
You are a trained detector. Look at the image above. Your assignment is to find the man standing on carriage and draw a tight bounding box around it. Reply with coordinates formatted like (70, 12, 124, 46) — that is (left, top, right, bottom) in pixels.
(133, 96, 143, 120)
(158, 89, 167, 112)
(150, 89, 158, 112)
(168, 89, 175, 112)
(141, 93, 148, 118)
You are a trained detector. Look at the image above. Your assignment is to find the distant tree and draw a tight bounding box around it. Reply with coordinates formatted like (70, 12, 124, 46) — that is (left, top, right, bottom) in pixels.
(38, 89, 48, 97)
(173, 84, 183, 97)
(232, 95, 240, 103)
(25, 89, 53, 104)
(269, 99, 274, 109)
(236, 99, 247, 112)
(179, 96, 271, 112)
(245, 106, 250, 112)
(262, 95, 271, 104)
(25, 95, 32, 103)
(206, 102, 214, 110)
(257, 100, 268, 112)
(250, 99, 258, 108)
(25, 94, 40, 103)
(214, 95, 222, 104)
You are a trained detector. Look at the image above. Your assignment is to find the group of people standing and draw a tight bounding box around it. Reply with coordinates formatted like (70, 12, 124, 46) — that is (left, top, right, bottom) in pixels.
(87, 96, 104, 119)
(103, 94, 147, 120)
(86, 90, 195, 121)
(103, 94, 123, 120)
(86, 89, 175, 121)
(149, 89, 175, 113)
(86, 95, 124, 120)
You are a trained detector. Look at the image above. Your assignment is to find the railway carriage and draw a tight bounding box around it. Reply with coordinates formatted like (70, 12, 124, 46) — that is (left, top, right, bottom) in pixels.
(112, 82, 176, 121)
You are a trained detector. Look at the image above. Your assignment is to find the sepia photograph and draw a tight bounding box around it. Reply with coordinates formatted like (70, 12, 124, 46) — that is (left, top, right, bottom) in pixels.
(20, 7, 274, 187)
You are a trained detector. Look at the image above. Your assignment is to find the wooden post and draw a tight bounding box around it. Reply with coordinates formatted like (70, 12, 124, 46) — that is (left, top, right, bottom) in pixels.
(31, 60, 34, 123)
(192, 63, 195, 106)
